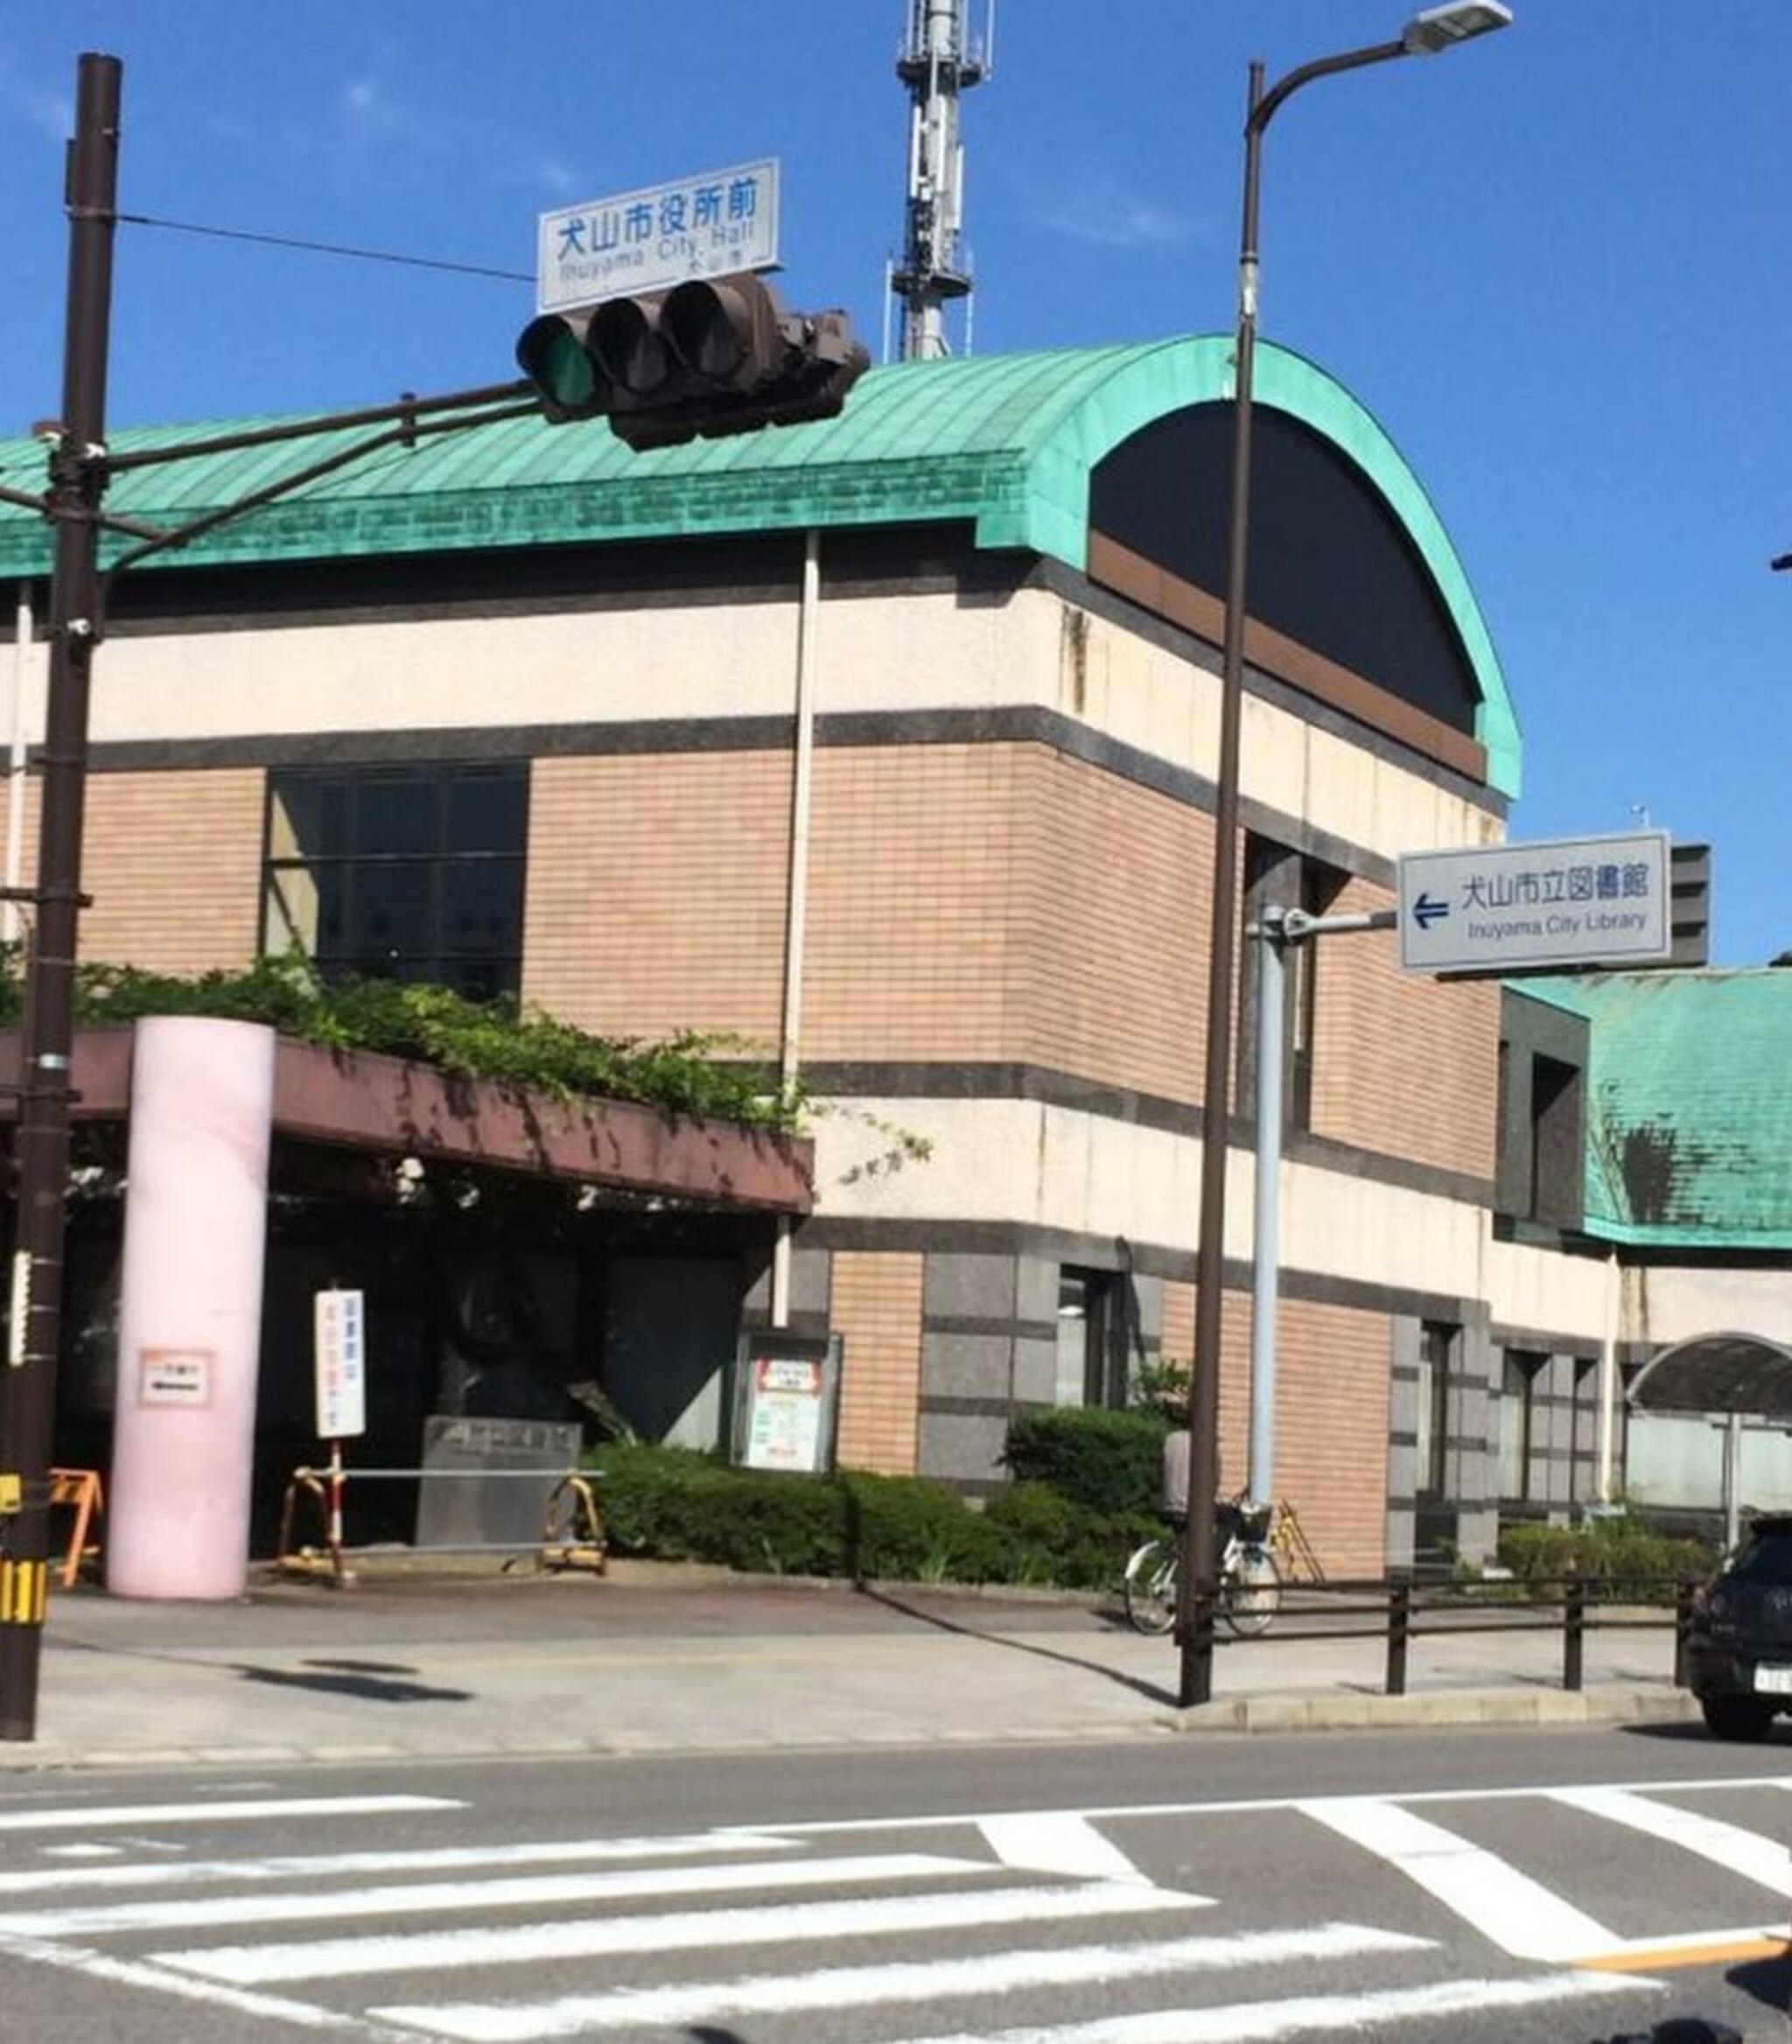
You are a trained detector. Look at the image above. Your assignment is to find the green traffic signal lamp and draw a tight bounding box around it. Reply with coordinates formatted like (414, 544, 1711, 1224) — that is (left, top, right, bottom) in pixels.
(514, 311, 603, 420)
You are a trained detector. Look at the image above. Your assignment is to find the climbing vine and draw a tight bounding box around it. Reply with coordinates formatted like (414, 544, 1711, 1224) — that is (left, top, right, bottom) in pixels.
(0, 951, 801, 1134)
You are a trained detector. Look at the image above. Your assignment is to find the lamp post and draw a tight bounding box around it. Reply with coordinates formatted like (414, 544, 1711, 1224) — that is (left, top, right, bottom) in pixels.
(1178, 0, 1512, 1710)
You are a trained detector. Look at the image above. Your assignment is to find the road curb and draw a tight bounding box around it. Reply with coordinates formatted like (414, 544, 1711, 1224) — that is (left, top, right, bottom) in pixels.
(0, 1684, 1703, 1775)
(1161, 1684, 1701, 1734)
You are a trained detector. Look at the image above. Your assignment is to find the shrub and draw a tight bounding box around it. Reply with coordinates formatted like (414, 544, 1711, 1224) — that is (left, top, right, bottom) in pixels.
(584, 1443, 1140, 1590)
(1496, 1515, 1713, 1603)
(1003, 1405, 1170, 1517)
(984, 1480, 1148, 1589)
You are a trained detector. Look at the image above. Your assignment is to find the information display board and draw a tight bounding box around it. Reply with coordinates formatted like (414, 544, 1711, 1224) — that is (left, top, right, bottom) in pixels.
(731, 1333, 843, 1475)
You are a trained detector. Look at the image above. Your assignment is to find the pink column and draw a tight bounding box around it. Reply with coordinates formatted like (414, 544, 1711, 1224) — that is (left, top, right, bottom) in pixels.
(106, 1017, 276, 1600)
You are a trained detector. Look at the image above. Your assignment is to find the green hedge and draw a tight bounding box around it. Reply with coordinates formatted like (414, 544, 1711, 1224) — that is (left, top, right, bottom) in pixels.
(1002, 1406, 1170, 1517)
(586, 1445, 1147, 1590)
(1496, 1516, 1712, 1602)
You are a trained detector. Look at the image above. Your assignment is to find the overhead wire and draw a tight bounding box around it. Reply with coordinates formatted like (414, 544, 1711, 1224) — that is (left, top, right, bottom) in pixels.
(116, 211, 532, 284)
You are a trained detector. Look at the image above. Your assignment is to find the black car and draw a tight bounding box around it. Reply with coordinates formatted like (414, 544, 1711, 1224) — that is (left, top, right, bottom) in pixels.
(1684, 1511, 1792, 1739)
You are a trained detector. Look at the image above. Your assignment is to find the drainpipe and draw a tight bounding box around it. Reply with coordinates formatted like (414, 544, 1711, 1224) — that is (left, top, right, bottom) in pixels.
(771, 529, 821, 1327)
(4, 584, 29, 945)
(1597, 1243, 1620, 1502)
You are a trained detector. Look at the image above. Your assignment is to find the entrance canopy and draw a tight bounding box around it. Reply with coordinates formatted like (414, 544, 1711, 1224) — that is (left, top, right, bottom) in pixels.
(1628, 1332, 1792, 1418)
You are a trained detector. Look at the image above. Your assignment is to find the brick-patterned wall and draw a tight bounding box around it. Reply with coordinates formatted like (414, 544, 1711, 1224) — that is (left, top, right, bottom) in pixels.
(802, 742, 1216, 1102)
(830, 1250, 922, 1475)
(1158, 1279, 1390, 1578)
(802, 745, 1016, 1063)
(1310, 873, 1499, 1180)
(0, 768, 263, 975)
(522, 752, 792, 1046)
(1010, 749, 1213, 1105)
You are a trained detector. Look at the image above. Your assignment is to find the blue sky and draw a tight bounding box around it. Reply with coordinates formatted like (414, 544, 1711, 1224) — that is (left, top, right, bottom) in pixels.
(3, 3, 1787, 961)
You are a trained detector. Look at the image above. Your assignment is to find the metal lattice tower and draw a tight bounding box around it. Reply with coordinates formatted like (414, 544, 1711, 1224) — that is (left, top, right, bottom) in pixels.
(892, 0, 990, 361)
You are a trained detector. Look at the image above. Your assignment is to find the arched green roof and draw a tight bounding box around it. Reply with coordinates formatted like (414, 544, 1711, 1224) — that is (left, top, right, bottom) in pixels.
(0, 334, 1518, 793)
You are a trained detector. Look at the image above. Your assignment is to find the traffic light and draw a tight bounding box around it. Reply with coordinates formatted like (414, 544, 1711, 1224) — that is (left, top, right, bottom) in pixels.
(517, 273, 869, 450)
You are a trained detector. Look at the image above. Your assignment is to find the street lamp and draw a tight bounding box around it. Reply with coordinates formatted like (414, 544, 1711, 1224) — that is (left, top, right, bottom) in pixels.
(1178, 0, 1512, 1711)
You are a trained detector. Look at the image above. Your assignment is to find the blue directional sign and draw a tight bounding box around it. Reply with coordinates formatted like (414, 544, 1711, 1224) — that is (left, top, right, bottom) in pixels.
(1397, 831, 1672, 975)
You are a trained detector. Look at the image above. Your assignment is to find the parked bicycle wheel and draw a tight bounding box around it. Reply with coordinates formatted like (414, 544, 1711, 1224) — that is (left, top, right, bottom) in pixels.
(1221, 1544, 1281, 1638)
(1122, 1536, 1178, 1634)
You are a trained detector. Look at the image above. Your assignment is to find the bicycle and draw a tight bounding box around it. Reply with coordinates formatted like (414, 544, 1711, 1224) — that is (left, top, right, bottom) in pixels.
(1122, 1497, 1282, 1638)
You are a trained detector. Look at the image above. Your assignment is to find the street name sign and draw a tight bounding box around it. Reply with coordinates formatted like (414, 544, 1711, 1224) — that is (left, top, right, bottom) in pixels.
(1398, 830, 1671, 975)
(537, 159, 780, 315)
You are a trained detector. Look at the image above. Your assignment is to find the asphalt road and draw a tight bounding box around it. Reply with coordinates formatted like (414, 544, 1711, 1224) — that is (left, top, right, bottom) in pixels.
(0, 1726, 1784, 2044)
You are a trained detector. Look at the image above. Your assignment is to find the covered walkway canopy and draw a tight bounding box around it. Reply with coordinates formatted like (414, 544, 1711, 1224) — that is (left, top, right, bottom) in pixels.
(1627, 1333, 1792, 1418)
(1628, 1332, 1792, 1550)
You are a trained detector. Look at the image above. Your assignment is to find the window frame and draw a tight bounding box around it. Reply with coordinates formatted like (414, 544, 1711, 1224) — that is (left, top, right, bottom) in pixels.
(261, 760, 529, 1001)
(1416, 1320, 1458, 1501)
(1499, 1348, 1547, 1503)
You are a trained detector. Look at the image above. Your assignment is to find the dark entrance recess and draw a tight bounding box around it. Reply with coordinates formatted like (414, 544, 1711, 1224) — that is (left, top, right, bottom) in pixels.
(1089, 402, 1480, 738)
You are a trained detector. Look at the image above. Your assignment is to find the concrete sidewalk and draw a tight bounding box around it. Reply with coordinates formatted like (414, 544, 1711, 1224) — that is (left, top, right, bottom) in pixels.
(0, 1564, 1698, 1772)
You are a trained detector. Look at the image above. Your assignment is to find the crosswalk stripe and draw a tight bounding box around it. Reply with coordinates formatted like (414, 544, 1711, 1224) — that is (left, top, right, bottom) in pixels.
(369, 1922, 1434, 2042)
(0, 1849, 980, 1939)
(0, 1796, 460, 1835)
(156, 1880, 1195, 1987)
(0, 1829, 795, 1899)
(1549, 1784, 1791, 1895)
(1297, 1796, 1616, 1962)
(977, 1814, 1154, 1885)
(734, 1771, 1792, 1837)
(0, 1925, 428, 2044)
(867, 1969, 1650, 2044)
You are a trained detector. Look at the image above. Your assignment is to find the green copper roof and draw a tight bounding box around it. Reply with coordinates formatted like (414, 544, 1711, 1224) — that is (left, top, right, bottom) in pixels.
(1527, 971, 1792, 1249)
(0, 335, 1519, 793)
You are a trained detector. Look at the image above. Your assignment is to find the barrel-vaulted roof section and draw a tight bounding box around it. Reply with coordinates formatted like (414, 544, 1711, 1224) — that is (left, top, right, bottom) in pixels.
(1524, 970, 1792, 1251)
(0, 334, 1519, 793)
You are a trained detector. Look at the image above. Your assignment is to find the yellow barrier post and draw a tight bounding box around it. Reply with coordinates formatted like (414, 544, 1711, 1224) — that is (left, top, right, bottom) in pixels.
(276, 1466, 355, 1587)
(539, 1474, 606, 1575)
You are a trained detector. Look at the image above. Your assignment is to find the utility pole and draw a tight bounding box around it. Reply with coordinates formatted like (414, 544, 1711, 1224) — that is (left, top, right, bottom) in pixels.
(0, 52, 120, 1742)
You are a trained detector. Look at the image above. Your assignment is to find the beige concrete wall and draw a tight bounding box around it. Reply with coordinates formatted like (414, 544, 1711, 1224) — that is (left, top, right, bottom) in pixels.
(74, 576, 1496, 871)
(811, 1093, 1489, 1309)
(1620, 1262, 1792, 1350)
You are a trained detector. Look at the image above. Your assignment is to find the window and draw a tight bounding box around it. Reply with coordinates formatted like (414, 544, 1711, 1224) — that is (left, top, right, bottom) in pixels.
(1055, 1269, 1121, 1409)
(263, 763, 528, 1001)
(1494, 990, 1588, 1229)
(1499, 1350, 1546, 1502)
(1530, 1054, 1582, 1226)
(1415, 1320, 1457, 1499)
(1570, 1356, 1600, 1501)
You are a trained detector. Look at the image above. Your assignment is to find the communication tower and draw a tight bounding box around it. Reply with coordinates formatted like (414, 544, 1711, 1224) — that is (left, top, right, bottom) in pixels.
(891, 0, 992, 360)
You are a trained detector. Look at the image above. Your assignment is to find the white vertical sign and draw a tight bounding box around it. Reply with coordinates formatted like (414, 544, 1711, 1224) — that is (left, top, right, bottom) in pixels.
(313, 1287, 367, 1439)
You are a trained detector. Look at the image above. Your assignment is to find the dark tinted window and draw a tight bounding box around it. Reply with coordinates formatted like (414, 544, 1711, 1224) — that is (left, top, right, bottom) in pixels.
(1730, 1533, 1792, 1584)
(262, 762, 528, 1001)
